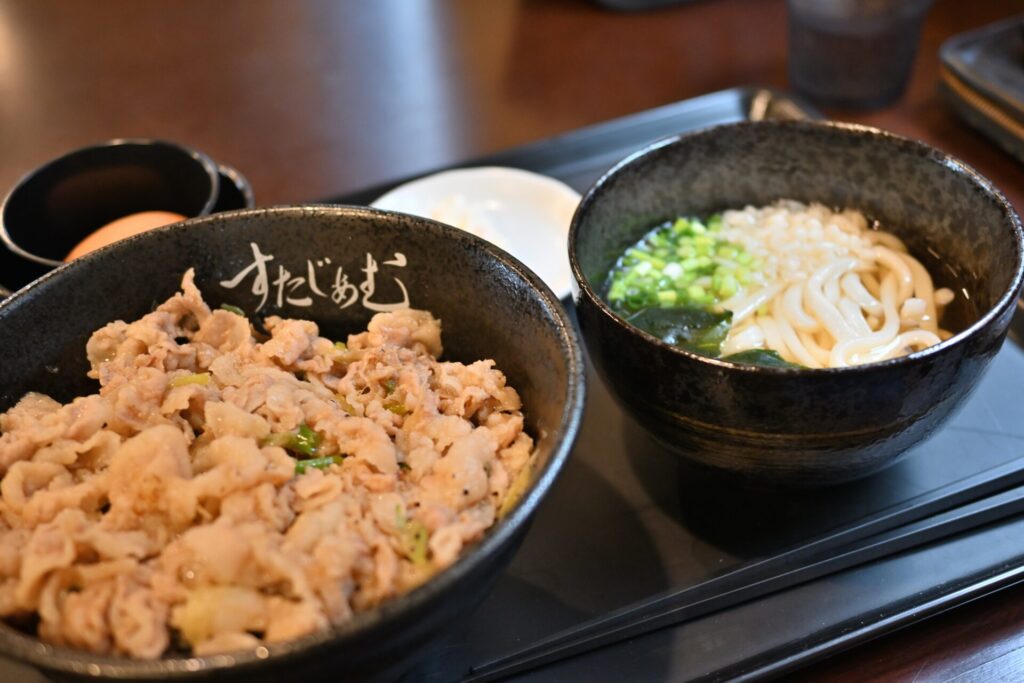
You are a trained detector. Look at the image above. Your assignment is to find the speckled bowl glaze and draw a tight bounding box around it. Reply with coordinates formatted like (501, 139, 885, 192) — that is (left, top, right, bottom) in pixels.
(0, 206, 585, 681)
(570, 120, 1024, 486)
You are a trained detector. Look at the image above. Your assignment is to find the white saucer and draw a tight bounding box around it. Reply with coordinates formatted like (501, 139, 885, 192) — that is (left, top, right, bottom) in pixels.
(371, 166, 581, 299)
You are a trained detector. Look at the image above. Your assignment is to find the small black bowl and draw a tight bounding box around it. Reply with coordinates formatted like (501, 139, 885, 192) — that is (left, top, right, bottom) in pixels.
(0, 205, 585, 681)
(0, 138, 221, 269)
(0, 235, 50, 299)
(0, 142, 260, 297)
(570, 120, 1024, 486)
(212, 163, 256, 213)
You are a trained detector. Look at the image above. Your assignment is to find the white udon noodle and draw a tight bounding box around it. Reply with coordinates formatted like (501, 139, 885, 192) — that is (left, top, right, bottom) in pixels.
(716, 200, 956, 369)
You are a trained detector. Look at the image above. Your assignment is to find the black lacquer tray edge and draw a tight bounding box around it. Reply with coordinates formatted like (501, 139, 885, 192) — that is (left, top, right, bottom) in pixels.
(322, 85, 1024, 682)
(735, 557, 1024, 682)
(2, 86, 1018, 682)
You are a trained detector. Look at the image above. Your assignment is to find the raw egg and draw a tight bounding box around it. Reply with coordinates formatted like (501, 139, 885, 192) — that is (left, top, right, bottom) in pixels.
(65, 211, 187, 261)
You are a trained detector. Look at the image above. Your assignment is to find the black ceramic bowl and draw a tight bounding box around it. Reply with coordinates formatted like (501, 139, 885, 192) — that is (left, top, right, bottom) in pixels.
(570, 120, 1024, 486)
(1, 139, 221, 268)
(211, 163, 256, 213)
(0, 205, 585, 681)
(0, 151, 256, 298)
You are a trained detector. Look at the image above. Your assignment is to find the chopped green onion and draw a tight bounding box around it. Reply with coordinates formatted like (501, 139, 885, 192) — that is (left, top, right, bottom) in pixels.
(294, 455, 343, 475)
(170, 372, 210, 388)
(385, 401, 408, 416)
(263, 422, 321, 457)
(716, 273, 739, 299)
(219, 303, 245, 316)
(394, 504, 429, 564)
(604, 213, 752, 316)
(293, 424, 320, 456)
(335, 394, 356, 415)
(383, 379, 397, 395)
(656, 290, 677, 306)
(399, 519, 429, 566)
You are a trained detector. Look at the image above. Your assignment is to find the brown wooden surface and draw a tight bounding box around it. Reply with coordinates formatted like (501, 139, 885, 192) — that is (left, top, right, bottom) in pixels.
(2, 0, 1024, 679)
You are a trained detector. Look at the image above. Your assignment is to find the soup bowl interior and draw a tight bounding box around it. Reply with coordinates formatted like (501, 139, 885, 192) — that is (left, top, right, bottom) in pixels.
(571, 120, 1023, 486)
(0, 205, 585, 680)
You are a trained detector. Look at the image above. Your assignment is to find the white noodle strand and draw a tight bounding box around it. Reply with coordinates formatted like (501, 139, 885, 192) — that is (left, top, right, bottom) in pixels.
(782, 283, 819, 332)
(840, 272, 883, 316)
(715, 201, 955, 368)
(772, 295, 822, 368)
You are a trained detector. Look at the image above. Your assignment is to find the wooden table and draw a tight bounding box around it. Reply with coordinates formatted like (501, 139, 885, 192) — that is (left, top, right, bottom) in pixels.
(2, 0, 1023, 679)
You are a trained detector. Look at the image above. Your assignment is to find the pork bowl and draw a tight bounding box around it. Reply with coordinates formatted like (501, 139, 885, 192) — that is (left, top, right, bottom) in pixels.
(0, 205, 585, 680)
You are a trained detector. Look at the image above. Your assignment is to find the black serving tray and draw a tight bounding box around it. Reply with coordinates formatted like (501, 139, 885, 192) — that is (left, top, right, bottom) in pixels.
(336, 87, 1024, 682)
(940, 16, 1024, 164)
(4, 87, 1024, 683)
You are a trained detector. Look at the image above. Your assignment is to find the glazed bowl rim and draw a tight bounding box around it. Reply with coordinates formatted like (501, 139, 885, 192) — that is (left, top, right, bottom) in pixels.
(0, 204, 587, 677)
(569, 119, 1024, 375)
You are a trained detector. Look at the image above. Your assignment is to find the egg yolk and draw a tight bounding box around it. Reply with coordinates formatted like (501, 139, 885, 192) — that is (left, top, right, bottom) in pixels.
(65, 211, 188, 261)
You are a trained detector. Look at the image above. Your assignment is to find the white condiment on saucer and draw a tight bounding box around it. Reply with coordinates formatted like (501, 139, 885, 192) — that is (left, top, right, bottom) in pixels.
(372, 166, 581, 299)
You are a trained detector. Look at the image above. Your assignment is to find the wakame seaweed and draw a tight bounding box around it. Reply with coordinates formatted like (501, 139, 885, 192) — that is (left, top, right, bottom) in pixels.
(626, 307, 732, 356)
(720, 349, 803, 369)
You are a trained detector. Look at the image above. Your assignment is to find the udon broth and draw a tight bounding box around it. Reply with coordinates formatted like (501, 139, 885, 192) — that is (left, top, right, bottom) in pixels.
(604, 200, 969, 369)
